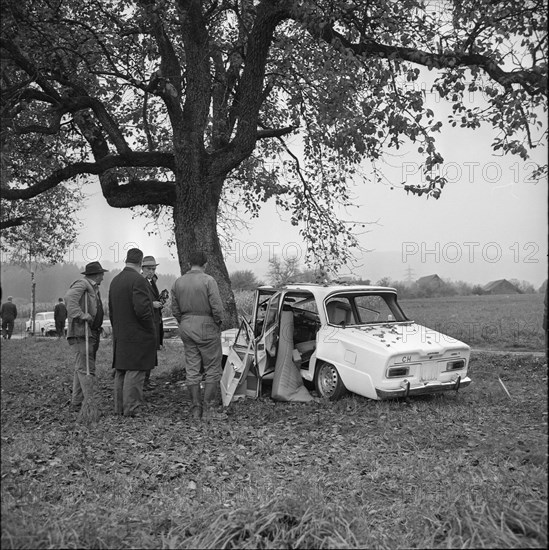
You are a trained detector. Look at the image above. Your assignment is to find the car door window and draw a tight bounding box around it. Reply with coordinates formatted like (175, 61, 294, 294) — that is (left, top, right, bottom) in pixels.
(264, 293, 280, 332)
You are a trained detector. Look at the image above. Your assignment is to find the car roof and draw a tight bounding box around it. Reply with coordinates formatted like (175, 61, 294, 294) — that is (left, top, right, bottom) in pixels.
(258, 283, 398, 300)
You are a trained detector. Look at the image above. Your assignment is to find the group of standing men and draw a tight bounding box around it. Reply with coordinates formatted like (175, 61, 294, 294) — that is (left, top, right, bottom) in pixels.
(65, 247, 225, 421)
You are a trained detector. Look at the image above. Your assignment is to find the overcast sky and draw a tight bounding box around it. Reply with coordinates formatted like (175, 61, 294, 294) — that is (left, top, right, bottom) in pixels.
(74, 90, 548, 288)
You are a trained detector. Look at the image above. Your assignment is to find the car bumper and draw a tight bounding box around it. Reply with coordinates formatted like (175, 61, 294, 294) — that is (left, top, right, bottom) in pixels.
(375, 375, 471, 399)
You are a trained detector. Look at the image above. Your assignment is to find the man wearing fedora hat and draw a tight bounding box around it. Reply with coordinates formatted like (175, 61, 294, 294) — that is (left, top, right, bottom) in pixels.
(109, 248, 157, 417)
(65, 261, 108, 411)
(141, 255, 164, 389)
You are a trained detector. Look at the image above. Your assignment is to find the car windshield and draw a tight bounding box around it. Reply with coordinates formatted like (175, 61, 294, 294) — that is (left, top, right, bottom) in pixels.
(325, 292, 408, 325)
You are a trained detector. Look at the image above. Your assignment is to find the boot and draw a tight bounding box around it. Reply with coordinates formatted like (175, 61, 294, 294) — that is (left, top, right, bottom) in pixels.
(202, 382, 226, 421)
(187, 384, 202, 421)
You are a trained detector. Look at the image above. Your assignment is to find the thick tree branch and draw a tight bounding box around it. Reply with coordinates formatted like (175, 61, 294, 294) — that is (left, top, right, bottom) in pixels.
(139, 0, 183, 124)
(306, 21, 547, 96)
(102, 178, 177, 207)
(0, 216, 28, 229)
(1, 152, 175, 200)
(257, 125, 296, 139)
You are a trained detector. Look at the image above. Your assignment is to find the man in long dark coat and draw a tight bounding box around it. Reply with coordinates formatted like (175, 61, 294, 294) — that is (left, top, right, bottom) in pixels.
(141, 255, 164, 389)
(109, 248, 157, 417)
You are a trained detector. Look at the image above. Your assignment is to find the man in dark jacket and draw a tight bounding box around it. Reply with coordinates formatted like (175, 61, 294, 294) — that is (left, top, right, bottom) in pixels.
(109, 248, 157, 417)
(0, 296, 17, 339)
(65, 262, 108, 410)
(54, 298, 68, 338)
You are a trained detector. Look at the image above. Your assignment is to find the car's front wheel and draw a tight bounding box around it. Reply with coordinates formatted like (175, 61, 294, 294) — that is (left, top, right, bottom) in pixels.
(314, 362, 347, 400)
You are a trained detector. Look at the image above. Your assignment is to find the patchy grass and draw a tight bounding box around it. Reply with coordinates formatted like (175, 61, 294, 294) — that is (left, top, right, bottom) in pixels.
(400, 294, 545, 351)
(1, 338, 547, 549)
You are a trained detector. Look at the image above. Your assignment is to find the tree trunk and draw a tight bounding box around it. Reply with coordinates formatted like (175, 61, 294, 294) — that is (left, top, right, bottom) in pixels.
(172, 174, 238, 329)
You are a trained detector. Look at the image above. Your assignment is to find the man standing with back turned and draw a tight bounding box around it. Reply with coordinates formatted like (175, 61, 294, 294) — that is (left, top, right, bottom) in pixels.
(109, 248, 157, 417)
(171, 251, 225, 422)
(0, 296, 17, 339)
(54, 298, 68, 338)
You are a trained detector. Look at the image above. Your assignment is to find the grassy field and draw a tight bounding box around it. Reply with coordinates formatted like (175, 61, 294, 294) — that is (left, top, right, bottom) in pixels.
(399, 293, 545, 352)
(1, 335, 547, 549)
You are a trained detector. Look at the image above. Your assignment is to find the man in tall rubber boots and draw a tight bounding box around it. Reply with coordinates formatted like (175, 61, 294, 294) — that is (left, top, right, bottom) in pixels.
(171, 251, 225, 422)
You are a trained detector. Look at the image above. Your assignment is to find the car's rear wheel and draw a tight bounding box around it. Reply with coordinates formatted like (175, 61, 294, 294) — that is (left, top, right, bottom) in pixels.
(314, 362, 347, 400)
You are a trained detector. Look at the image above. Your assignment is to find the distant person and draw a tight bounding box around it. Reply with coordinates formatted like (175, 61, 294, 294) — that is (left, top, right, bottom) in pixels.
(0, 296, 18, 339)
(54, 298, 68, 338)
(171, 251, 225, 422)
(109, 248, 157, 417)
(141, 255, 164, 389)
(65, 262, 108, 411)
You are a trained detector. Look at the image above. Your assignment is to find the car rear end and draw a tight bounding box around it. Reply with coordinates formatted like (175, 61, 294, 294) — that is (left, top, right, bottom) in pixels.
(375, 347, 471, 399)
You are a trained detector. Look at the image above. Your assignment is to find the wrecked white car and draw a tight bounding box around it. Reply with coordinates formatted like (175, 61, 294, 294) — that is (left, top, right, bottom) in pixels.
(221, 284, 471, 405)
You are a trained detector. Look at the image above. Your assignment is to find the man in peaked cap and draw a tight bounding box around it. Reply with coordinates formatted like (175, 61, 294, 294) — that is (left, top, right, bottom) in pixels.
(65, 261, 108, 411)
(109, 248, 157, 417)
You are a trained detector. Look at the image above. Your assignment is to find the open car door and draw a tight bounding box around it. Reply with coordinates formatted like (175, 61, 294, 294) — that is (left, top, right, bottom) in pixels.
(220, 318, 258, 407)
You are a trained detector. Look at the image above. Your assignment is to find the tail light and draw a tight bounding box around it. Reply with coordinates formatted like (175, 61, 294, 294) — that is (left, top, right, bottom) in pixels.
(446, 360, 465, 371)
(387, 366, 409, 378)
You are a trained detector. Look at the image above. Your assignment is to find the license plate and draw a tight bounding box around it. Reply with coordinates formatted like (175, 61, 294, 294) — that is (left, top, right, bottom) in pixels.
(420, 363, 439, 381)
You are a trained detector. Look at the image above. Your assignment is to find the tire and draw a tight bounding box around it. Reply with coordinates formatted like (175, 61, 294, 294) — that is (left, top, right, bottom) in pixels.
(314, 362, 347, 400)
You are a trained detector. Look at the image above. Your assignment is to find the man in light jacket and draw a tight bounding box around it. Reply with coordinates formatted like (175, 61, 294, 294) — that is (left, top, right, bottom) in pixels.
(109, 248, 157, 417)
(65, 261, 108, 411)
(171, 250, 225, 422)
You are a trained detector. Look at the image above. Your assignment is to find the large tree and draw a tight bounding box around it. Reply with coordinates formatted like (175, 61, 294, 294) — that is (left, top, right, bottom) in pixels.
(1, 0, 546, 326)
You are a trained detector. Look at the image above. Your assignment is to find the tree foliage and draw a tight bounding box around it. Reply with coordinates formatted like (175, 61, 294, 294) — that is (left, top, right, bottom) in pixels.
(1, 0, 546, 325)
(0, 185, 82, 265)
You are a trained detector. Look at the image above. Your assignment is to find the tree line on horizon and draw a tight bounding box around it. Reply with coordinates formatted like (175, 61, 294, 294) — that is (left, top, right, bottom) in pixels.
(229, 257, 545, 298)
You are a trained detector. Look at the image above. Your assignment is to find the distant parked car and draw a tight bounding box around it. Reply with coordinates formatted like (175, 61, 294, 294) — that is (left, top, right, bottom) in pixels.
(162, 316, 179, 339)
(26, 312, 57, 336)
(221, 284, 471, 403)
